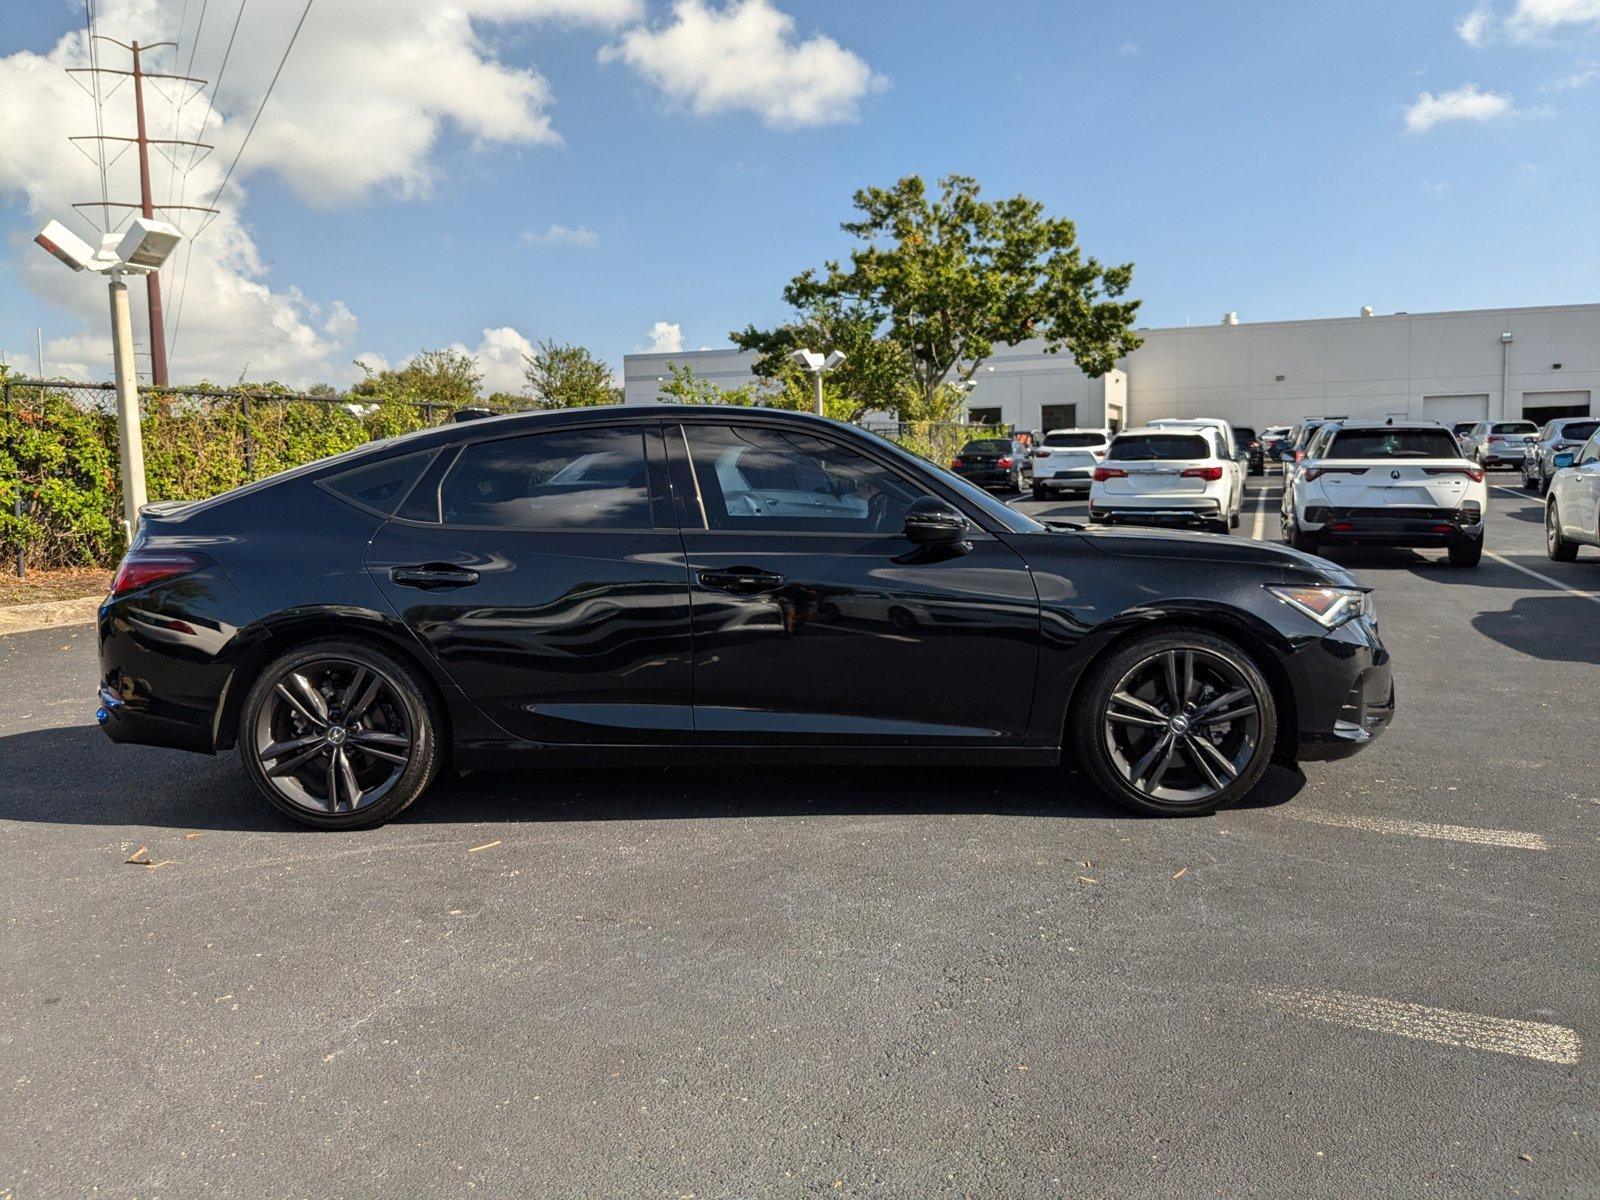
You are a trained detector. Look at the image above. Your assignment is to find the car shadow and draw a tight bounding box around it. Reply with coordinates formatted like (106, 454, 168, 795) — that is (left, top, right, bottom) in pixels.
(0, 724, 1303, 832)
(1470, 594, 1600, 664)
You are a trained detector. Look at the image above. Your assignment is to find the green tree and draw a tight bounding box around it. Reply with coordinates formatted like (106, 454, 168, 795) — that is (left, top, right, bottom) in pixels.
(746, 173, 1142, 416)
(731, 297, 913, 422)
(521, 339, 620, 409)
(656, 362, 769, 407)
(350, 348, 483, 409)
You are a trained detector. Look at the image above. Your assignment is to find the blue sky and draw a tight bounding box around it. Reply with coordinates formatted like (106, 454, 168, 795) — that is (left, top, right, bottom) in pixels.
(2, 0, 1597, 389)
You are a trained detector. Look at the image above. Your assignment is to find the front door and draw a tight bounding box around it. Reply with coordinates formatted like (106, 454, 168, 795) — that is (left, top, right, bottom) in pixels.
(668, 419, 1040, 744)
(365, 420, 694, 743)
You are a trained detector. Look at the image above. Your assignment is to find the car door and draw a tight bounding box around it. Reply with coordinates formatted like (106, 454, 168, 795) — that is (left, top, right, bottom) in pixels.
(1572, 437, 1600, 543)
(364, 420, 695, 743)
(666, 418, 1040, 745)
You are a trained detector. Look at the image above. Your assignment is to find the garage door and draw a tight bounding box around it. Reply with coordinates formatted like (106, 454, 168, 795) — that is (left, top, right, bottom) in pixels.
(1423, 394, 1489, 427)
(1519, 390, 1592, 426)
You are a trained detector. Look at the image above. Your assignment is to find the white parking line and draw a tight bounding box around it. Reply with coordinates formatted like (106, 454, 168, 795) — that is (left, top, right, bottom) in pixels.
(1256, 988, 1581, 1065)
(1287, 808, 1549, 850)
(1250, 484, 1269, 541)
(1483, 552, 1600, 607)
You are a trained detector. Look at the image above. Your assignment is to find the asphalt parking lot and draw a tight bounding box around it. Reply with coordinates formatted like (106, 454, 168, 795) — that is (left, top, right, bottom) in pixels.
(2, 475, 1597, 1198)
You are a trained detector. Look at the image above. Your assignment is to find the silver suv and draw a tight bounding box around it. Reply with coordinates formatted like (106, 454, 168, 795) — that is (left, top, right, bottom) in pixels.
(1461, 420, 1539, 469)
(1522, 417, 1600, 496)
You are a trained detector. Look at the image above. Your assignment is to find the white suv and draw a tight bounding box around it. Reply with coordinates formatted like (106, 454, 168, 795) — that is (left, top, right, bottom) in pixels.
(1030, 428, 1110, 499)
(1281, 420, 1487, 567)
(1088, 426, 1243, 534)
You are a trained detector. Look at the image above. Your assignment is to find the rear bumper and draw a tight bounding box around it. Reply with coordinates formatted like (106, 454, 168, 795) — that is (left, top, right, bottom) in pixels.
(1035, 468, 1095, 492)
(1301, 505, 1482, 547)
(955, 468, 1017, 487)
(1088, 497, 1223, 526)
(1478, 452, 1524, 467)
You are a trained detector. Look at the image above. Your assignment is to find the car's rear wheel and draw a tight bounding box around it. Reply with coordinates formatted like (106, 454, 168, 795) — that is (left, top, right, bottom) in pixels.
(240, 640, 443, 829)
(1283, 511, 1319, 554)
(1032, 482, 1047, 501)
(1522, 464, 1539, 491)
(1446, 534, 1483, 567)
(1070, 628, 1277, 817)
(1547, 501, 1579, 562)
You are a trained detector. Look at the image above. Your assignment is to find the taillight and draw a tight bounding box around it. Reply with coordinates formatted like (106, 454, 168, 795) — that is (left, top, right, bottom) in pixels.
(1092, 467, 1126, 482)
(996, 456, 1014, 468)
(1423, 466, 1485, 482)
(950, 458, 965, 469)
(109, 550, 213, 598)
(1180, 466, 1224, 481)
(1488, 435, 1506, 444)
(1304, 467, 1368, 482)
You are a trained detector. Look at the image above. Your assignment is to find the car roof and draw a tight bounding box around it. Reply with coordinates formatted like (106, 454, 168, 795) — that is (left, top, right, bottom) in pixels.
(1115, 425, 1216, 439)
(1321, 420, 1450, 432)
(1043, 427, 1110, 435)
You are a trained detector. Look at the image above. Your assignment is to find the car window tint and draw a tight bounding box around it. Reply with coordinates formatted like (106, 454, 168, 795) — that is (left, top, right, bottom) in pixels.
(323, 449, 437, 515)
(959, 439, 1014, 454)
(1107, 434, 1210, 461)
(683, 424, 924, 533)
(439, 427, 651, 529)
(1328, 430, 1461, 458)
(1558, 421, 1598, 442)
(1043, 432, 1105, 448)
(1234, 427, 1257, 441)
(1492, 422, 1537, 434)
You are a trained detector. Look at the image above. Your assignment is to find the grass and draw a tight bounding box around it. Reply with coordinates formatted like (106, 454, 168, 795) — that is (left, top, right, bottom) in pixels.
(0, 566, 110, 607)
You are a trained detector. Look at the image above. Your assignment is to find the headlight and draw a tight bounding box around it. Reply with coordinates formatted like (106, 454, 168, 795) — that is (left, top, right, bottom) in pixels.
(1268, 584, 1374, 629)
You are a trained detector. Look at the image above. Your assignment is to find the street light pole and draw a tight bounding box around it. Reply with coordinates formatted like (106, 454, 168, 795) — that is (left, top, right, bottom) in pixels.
(791, 348, 846, 418)
(108, 273, 149, 535)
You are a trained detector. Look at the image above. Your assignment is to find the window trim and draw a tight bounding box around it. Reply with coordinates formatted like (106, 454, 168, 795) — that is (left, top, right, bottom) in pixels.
(389, 419, 673, 533)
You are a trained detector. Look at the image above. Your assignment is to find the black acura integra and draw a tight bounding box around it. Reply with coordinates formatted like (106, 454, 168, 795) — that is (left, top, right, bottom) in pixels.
(97, 406, 1394, 829)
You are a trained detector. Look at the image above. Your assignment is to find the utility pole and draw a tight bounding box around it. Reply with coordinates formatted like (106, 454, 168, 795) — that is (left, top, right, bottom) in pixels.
(108, 274, 149, 532)
(68, 38, 215, 387)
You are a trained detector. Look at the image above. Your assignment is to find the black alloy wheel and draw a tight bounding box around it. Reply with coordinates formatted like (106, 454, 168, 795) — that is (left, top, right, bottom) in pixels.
(1072, 628, 1276, 816)
(240, 640, 442, 828)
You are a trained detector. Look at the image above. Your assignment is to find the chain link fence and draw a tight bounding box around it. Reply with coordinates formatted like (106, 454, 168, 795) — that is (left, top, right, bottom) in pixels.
(1, 378, 486, 575)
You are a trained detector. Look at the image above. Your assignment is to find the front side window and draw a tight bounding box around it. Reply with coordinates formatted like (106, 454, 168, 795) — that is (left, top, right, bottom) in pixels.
(439, 426, 651, 529)
(1580, 437, 1600, 466)
(682, 424, 924, 533)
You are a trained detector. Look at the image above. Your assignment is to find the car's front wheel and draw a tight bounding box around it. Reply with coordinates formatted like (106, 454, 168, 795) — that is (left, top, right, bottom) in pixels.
(1547, 501, 1579, 562)
(1070, 628, 1277, 817)
(239, 640, 443, 829)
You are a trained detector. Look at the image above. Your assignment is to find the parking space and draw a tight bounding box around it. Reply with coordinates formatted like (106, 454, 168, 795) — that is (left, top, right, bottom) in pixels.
(2, 481, 1597, 1196)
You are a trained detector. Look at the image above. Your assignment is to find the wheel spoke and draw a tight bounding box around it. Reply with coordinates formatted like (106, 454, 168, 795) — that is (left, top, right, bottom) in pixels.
(338, 667, 369, 718)
(335, 747, 362, 810)
(1129, 731, 1175, 788)
(325, 748, 341, 811)
(1178, 651, 1195, 704)
(346, 673, 386, 723)
(267, 743, 326, 778)
(1162, 652, 1183, 709)
(1144, 736, 1180, 792)
(1188, 733, 1240, 782)
(350, 737, 408, 766)
(1184, 736, 1226, 791)
(1110, 691, 1167, 722)
(1107, 709, 1167, 729)
(1197, 703, 1257, 728)
(1194, 687, 1251, 723)
(261, 733, 324, 761)
(277, 673, 329, 729)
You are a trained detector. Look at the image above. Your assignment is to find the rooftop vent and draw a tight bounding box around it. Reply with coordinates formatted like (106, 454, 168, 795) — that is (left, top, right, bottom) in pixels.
(1221, 311, 1239, 325)
(1360, 305, 1374, 317)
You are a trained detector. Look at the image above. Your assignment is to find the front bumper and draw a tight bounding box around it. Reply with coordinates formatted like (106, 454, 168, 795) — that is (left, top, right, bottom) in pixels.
(1301, 505, 1482, 547)
(1286, 617, 1395, 762)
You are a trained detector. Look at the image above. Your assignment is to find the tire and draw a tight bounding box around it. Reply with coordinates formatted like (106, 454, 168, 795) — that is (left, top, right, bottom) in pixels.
(1447, 535, 1483, 568)
(1032, 482, 1047, 502)
(1284, 512, 1319, 555)
(1069, 627, 1277, 817)
(239, 639, 444, 830)
(1209, 519, 1231, 535)
(1229, 507, 1241, 529)
(1535, 473, 1548, 498)
(1523, 466, 1538, 492)
(1547, 501, 1579, 562)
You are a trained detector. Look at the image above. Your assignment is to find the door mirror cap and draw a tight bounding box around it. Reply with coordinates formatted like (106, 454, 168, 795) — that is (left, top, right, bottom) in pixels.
(1553, 452, 1576, 470)
(904, 497, 969, 545)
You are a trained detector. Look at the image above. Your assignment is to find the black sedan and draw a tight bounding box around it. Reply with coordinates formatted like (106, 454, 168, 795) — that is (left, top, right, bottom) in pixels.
(950, 437, 1031, 492)
(1235, 426, 1264, 476)
(97, 406, 1394, 828)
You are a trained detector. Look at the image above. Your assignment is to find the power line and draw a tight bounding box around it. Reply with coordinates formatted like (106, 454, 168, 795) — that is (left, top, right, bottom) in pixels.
(82, 0, 111, 231)
(182, 0, 245, 178)
(195, 0, 313, 239)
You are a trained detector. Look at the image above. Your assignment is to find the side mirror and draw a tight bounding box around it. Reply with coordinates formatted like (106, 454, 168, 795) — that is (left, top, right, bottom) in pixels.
(1553, 452, 1576, 470)
(904, 497, 969, 545)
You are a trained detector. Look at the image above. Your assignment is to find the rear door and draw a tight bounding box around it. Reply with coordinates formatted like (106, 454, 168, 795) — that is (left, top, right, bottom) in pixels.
(364, 420, 695, 743)
(1102, 432, 1214, 497)
(668, 418, 1040, 745)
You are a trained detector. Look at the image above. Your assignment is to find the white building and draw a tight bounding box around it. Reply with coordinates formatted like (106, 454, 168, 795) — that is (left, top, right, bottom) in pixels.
(622, 302, 1600, 433)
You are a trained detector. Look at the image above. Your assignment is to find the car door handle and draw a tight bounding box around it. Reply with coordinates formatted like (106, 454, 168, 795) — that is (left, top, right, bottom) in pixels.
(390, 563, 480, 589)
(697, 567, 785, 594)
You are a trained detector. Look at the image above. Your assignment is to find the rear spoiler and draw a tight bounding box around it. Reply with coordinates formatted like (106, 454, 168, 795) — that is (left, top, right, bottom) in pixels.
(139, 500, 197, 520)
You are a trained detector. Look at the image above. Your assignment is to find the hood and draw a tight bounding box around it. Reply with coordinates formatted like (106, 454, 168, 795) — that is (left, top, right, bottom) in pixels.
(1073, 525, 1355, 582)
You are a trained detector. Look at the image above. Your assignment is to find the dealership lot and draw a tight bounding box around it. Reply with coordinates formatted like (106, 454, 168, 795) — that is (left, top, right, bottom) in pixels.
(1, 479, 1596, 1196)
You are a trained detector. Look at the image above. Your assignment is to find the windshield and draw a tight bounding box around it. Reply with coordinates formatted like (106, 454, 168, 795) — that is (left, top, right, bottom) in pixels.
(960, 439, 1013, 454)
(1556, 421, 1599, 442)
(1043, 432, 1105, 448)
(1108, 434, 1210, 461)
(1327, 429, 1462, 459)
(1491, 422, 1537, 435)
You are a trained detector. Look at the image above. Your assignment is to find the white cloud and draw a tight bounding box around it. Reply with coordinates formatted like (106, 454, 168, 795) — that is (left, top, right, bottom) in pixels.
(0, 1, 620, 386)
(1403, 83, 1516, 131)
(354, 350, 391, 375)
(521, 222, 601, 245)
(443, 326, 537, 393)
(1457, 1, 1496, 44)
(644, 321, 683, 353)
(1118, 41, 1140, 57)
(1544, 62, 1600, 88)
(600, 0, 885, 128)
(1507, 0, 1600, 39)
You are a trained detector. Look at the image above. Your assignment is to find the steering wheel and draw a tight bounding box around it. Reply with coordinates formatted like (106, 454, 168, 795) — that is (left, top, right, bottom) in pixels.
(866, 491, 891, 533)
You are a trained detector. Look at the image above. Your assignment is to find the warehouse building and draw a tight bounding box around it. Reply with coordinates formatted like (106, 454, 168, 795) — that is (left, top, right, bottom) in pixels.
(622, 302, 1600, 433)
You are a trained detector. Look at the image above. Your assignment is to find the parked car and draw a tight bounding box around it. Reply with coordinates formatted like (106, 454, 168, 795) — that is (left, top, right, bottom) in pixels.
(1278, 419, 1334, 469)
(1088, 425, 1245, 534)
(1260, 425, 1292, 463)
(96, 406, 1393, 826)
(1029, 427, 1110, 500)
(1451, 422, 1477, 453)
(1521, 417, 1600, 496)
(1545, 433, 1600, 561)
(1461, 420, 1539, 470)
(1280, 420, 1487, 566)
(951, 436, 1032, 493)
(1234, 426, 1265, 476)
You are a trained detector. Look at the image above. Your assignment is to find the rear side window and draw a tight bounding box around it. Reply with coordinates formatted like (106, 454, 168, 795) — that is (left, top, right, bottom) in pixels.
(1492, 422, 1537, 434)
(1107, 434, 1210, 461)
(1557, 421, 1599, 442)
(439, 427, 652, 529)
(1327, 429, 1461, 459)
(1043, 433, 1105, 448)
(322, 449, 437, 515)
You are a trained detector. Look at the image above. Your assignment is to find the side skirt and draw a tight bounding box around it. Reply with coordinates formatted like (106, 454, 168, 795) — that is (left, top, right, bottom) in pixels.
(454, 741, 1063, 770)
